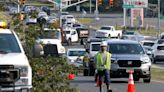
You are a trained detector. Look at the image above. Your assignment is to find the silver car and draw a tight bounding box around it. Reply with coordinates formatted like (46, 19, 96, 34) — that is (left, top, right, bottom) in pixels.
(107, 39, 151, 83)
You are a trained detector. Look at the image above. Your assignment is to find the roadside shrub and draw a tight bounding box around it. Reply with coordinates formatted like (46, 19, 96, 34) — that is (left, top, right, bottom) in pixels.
(30, 56, 78, 92)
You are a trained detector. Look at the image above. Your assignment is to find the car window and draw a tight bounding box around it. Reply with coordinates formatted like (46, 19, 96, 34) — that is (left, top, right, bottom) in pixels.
(0, 34, 21, 53)
(157, 46, 164, 50)
(91, 44, 100, 51)
(143, 42, 154, 47)
(157, 40, 164, 44)
(125, 32, 135, 35)
(108, 43, 144, 54)
(68, 50, 86, 56)
(39, 30, 60, 39)
(100, 27, 111, 30)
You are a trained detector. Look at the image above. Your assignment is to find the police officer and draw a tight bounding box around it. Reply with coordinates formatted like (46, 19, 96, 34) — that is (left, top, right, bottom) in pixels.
(83, 49, 90, 76)
(95, 41, 112, 92)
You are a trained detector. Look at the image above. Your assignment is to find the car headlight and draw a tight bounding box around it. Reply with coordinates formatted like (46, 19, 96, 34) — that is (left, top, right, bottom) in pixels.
(111, 58, 117, 64)
(111, 59, 118, 64)
(60, 48, 65, 53)
(15, 66, 28, 77)
(68, 59, 74, 63)
(140, 56, 150, 64)
(15, 78, 28, 86)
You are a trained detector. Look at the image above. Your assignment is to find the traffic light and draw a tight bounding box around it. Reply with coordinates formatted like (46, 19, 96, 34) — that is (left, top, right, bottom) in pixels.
(19, 0, 26, 5)
(110, 0, 113, 8)
(98, 0, 102, 6)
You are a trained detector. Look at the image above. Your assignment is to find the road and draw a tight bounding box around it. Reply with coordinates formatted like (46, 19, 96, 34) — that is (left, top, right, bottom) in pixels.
(66, 28, 164, 92)
(72, 13, 164, 29)
(70, 75, 164, 92)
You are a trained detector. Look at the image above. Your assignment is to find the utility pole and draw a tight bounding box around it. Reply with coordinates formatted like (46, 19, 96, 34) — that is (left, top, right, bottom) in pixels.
(89, 0, 92, 13)
(17, 0, 20, 13)
(158, 0, 160, 38)
(60, 0, 62, 28)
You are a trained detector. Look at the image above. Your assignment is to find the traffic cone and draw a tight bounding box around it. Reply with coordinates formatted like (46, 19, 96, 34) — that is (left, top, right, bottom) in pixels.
(96, 76, 104, 87)
(127, 69, 136, 92)
(68, 73, 74, 80)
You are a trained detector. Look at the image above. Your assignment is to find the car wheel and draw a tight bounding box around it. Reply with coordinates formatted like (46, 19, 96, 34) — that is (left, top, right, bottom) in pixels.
(108, 34, 111, 38)
(117, 34, 121, 39)
(80, 39, 84, 45)
(152, 58, 157, 64)
(152, 55, 156, 64)
(143, 77, 151, 83)
(134, 76, 140, 81)
(83, 69, 89, 76)
(143, 72, 151, 83)
(67, 39, 72, 46)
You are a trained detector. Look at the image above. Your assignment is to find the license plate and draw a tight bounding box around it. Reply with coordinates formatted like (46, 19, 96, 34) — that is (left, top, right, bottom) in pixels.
(126, 68, 134, 73)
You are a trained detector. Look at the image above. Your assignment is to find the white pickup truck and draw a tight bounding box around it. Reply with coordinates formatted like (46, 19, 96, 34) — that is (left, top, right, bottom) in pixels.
(95, 26, 122, 38)
(0, 25, 32, 91)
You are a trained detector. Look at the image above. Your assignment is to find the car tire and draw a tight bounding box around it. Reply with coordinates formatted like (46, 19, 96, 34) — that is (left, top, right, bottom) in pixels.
(117, 34, 121, 39)
(143, 77, 151, 83)
(83, 69, 89, 76)
(134, 76, 140, 82)
(143, 72, 151, 83)
(152, 58, 157, 64)
(67, 39, 72, 46)
(108, 34, 111, 38)
(80, 39, 84, 45)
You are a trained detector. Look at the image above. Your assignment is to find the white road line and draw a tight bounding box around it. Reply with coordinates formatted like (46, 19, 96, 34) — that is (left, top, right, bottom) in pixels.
(152, 80, 164, 84)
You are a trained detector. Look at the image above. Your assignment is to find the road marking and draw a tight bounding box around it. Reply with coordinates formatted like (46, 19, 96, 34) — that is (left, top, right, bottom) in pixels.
(152, 80, 164, 84)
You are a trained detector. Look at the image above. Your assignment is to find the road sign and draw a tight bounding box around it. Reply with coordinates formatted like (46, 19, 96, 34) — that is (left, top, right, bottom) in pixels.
(123, 0, 148, 8)
(55, 0, 61, 4)
(123, 5, 134, 8)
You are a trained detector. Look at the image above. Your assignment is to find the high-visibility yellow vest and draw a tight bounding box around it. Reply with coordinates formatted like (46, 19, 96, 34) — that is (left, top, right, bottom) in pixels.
(96, 51, 111, 71)
(83, 56, 90, 62)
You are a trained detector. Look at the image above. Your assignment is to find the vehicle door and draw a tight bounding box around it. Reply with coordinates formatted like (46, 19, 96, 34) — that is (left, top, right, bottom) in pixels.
(71, 30, 78, 42)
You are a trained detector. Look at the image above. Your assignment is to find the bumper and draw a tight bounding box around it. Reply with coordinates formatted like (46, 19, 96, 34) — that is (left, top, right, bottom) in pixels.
(0, 85, 32, 92)
(110, 68, 150, 78)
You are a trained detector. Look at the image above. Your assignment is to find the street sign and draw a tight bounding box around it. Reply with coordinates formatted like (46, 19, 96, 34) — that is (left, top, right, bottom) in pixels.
(55, 0, 61, 4)
(123, 5, 134, 8)
(123, 0, 148, 8)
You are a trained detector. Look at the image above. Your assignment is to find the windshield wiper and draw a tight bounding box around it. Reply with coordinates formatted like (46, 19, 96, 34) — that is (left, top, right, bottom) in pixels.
(0, 50, 9, 54)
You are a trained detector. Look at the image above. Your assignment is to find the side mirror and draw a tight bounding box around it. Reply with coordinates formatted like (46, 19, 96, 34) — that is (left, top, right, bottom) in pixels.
(33, 43, 44, 57)
(146, 51, 152, 55)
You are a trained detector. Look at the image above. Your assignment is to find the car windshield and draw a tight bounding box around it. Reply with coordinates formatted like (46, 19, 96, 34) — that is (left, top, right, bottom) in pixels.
(157, 40, 164, 44)
(143, 42, 154, 47)
(64, 31, 70, 34)
(68, 50, 86, 56)
(157, 46, 164, 50)
(40, 30, 61, 39)
(91, 44, 100, 51)
(100, 27, 111, 30)
(125, 31, 135, 35)
(108, 43, 144, 54)
(0, 34, 21, 53)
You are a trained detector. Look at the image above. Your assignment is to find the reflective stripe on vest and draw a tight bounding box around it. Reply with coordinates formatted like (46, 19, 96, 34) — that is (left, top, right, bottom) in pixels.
(96, 51, 111, 70)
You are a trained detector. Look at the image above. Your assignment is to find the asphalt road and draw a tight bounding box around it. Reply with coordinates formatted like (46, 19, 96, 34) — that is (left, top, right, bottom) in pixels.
(70, 75, 164, 92)
(65, 28, 164, 92)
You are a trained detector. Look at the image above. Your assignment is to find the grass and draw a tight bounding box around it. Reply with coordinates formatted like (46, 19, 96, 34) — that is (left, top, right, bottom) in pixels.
(0, 12, 12, 22)
(152, 68, 164, 81)
(77, 18, 94, 25)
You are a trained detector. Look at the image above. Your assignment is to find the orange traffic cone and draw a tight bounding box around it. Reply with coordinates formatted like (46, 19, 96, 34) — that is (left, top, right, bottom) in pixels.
(127, 69, 136, 92)
(96, 76, 104, 87)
